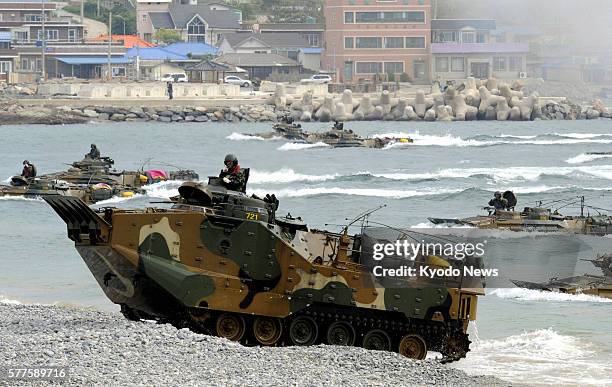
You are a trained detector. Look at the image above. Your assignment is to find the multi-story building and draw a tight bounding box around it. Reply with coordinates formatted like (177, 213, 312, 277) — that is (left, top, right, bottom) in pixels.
(430, 19, 529, 80)
(322, 0, 432, 83)
(137, 0, 242, 45)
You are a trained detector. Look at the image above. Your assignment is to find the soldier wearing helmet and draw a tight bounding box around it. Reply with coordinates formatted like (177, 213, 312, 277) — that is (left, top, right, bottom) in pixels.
(21, 160, 37, 179)
(219, 154, 246, 192)
(488, 191, 508, 211)
(87, 144, 101, 159)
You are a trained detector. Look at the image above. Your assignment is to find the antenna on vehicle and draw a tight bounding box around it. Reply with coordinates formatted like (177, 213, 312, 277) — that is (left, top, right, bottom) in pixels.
(342, 204, 387, 235)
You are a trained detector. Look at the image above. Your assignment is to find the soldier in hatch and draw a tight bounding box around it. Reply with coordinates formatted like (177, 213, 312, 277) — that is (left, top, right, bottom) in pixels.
(21, 160, 37, 179)
(219, 154, 246, 192)
(86, 144, 101, 159)
(488, 191, 508, 211)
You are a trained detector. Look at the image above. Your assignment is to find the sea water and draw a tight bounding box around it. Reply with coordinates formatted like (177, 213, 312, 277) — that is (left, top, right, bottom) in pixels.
(1, 120, 611, 385)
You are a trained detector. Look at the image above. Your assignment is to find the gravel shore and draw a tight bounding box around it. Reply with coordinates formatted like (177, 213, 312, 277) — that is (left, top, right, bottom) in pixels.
(0, 303, 510, 386)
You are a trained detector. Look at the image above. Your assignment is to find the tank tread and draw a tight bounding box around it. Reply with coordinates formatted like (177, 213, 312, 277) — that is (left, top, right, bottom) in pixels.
(162, 303, 472, 363)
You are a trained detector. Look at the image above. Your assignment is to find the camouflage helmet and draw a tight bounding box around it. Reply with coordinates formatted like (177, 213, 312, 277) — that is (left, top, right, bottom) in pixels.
(224, 154, 238, 168)
(494, 191, 501, 197)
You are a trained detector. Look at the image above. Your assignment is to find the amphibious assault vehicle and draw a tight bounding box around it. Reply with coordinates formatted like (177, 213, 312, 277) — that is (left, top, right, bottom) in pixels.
(44, 177, 482, 361)
(247, 121, 413, 149)
(429, 192, 612, 236)
(511, 254, 611, 299)
(2, 155, 199, 203)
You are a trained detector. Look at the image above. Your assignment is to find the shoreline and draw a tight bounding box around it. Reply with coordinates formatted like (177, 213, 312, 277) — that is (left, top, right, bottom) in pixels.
(0, 302, 510, 386)
(0, 98, 610, 126)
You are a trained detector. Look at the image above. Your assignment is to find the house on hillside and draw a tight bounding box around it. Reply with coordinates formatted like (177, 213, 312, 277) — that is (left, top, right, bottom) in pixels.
(137, 0, 241, 45)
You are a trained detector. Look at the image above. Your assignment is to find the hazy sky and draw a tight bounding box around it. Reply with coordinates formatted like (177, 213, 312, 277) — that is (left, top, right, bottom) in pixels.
(436, 0, 612, 51)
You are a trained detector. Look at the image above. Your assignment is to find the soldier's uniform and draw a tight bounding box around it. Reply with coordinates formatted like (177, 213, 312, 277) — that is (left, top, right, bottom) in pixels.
(219, 154, 246, 192)
(488, 197, 508, 210)
(88, 144, 101, 159)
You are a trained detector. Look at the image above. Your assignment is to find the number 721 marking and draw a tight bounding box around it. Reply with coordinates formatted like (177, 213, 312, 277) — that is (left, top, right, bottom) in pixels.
(246, 212, 259, 220)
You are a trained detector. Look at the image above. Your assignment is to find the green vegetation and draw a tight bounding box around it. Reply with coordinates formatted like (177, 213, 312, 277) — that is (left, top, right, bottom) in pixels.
(226, 0, 324, 23)
(154, 29, 182, 44)
(63, 2, 136, 35)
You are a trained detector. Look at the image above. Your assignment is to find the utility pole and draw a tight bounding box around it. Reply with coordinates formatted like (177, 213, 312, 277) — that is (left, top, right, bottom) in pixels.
(107, 12, 112, 81)
(41, 0, 46, 80)
(80, 0, 84, 24)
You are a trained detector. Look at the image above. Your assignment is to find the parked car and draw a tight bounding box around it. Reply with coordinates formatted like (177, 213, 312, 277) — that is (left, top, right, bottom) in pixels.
(160, 73, 188, 83)
(224, 75, 252, 88)
(300, 74, 333, 84)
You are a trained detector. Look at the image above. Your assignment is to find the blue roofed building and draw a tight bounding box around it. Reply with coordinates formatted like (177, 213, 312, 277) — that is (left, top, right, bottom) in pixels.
(163, 42, 218, 57)
(125, 45, 199, 80)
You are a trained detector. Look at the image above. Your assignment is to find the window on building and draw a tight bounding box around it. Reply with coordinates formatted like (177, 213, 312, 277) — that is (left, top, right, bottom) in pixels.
(355, 37, 382, 49)
(37, 30, 58, 41)
(187, 17, 206, 43)
(143, 33, 152, 42)
(0, 42, 9, 49)
(434, 31, 457, 43)
(35, 59, 42, 71)
(451, 57, 464, 72)
(493, 57, 507, 71)
(356, 62, 383, 74)
(461, 31, 475, 43)
(21, 58, 30, 71)
(344, 12, 354, 23)
(287, 50, 298, 61)
(305, 33, 319, 47)
(0, 61, 11, 74)
(112, 67, 126, 77)
(405, 36, 425, 48)
(509, 56, 522, 71)
(384, 62, 403, 74)
(68, 29, 77, 42)
(24, 14, 42, 22)
(384, 37, 404, 49)
(355, 11, 425, 23)
(435, 57, 449, 72)
(142, 14, 148, 22)
(344, 37, 354, 49)
(14, 31, 28, 42)
(477, 31, 487, 43)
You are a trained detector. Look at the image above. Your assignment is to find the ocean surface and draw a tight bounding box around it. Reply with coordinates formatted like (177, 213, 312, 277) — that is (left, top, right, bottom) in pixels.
(1, 120, 611, 385)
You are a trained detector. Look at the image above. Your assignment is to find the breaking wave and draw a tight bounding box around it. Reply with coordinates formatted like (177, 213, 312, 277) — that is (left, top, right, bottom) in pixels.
(566, 153, 612, 164)
(0, 195, 45, 202)
(374, 131, 612, 147)
(455, 328, 608, 385)
(226, 132, 266, 141)
(0, 295, 23, 305)
(248, 187, 463, 199)
(249, 168, 337, 184)
(277, 142, 330, 151)
(490, 288, 612, 303)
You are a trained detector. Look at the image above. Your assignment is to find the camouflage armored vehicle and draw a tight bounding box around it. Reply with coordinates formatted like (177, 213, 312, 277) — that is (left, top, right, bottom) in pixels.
(429, 192, 612, 236)
(246, 121, 413, 149)
(511, 254, 611, 299)
(0, 175, 140, 203)
(44, 177, 482, 361)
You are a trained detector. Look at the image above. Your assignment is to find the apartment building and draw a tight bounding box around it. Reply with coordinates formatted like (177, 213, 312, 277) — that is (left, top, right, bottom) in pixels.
(322, 0, 432, 83)
(430, 19, 529, 80)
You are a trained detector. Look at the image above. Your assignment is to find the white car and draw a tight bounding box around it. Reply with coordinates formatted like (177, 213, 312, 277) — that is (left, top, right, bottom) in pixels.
(301, 74, 332, 84)
(224, 76, 252, 87)
(160, 73, 188, 82)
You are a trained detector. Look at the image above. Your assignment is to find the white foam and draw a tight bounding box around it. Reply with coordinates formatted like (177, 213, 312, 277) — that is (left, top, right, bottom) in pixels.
(566, 153, 612, 164)
(249, 168, 337, 184)
(454, 328, 609, 385)
(94, 193, 146, 205)
(490, 288, 612, 303)
(0, 295, 22, 305)
(226, 132, 266, 141)
(374, 131, 612, 147)
(248, 187, 462, 199)
(410, 222, 473, 229)
(0, 195, 45, 202)
(277, 142, 330, 151)
(134, 179, 184, 200)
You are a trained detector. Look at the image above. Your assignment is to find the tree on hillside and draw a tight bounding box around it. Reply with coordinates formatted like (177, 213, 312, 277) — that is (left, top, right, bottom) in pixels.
(154, 29, 182, 44)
